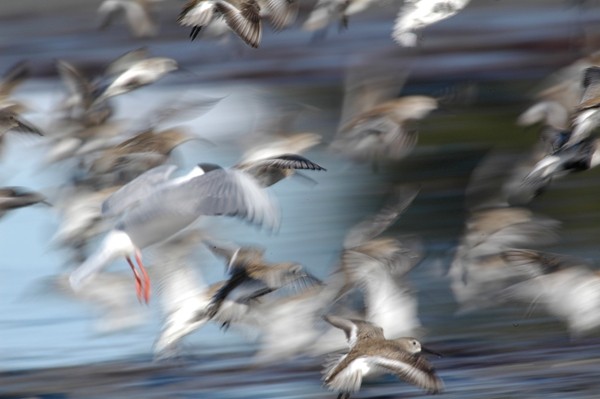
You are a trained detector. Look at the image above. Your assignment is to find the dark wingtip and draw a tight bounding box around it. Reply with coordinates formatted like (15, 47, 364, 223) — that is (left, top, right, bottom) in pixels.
(583, 66, 600, 88)
(277, 154, 327, 171)
(189, 26, 202, 41)
(197, 163, 223, 173)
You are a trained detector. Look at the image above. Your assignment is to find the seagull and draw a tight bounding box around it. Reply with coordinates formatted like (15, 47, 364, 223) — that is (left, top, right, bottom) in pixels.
(322, 316, 443, 399)
(69, 162, 279, 304)
(178, 0, 262, 48)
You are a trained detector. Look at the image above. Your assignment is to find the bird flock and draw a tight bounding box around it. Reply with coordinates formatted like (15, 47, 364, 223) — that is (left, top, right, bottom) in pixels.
(2, 1, 600, 399)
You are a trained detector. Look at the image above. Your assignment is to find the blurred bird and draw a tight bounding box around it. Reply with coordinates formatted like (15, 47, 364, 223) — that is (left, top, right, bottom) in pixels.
(337, 186, 423, 338)
(449, 207, 560, 313)
(302, 0, 378, 34)
(522, 136, 600, 191)
(322, 316, 443, 399)
(178, 0, 263, 48)
(517, 52, 600, 134)
(332, 96, 437, 166)
(69, 162, 280, 304)
(567, 66, 600, 147)
(392, 0, 471, 46)
(98, 0, 160, 38)
(0, 187, 48, 219)
(203, 240, 322, 318)
(93, 57, 178, 105)
(0, 105, 43, 136)
(500, 249, 600, 336)
(150, 229, 261, 356)
(55, 58, 116, 125)
(50, 185, 120, 265)
(0, 60, 30, 107)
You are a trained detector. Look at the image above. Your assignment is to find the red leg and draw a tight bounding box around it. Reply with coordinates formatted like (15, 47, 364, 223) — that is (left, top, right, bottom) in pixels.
(126, 256, 143, 303)
(135, 249, 151, 304)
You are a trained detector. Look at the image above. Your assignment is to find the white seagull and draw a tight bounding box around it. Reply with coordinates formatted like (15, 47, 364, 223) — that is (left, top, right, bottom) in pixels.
(69, 162, 279, 303)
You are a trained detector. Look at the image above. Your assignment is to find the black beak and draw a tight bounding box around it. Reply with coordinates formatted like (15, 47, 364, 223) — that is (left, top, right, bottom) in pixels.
(421, 345, 443, 358)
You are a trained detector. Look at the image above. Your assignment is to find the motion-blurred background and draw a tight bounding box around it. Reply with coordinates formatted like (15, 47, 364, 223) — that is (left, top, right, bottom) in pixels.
(2, 1, 600, 398)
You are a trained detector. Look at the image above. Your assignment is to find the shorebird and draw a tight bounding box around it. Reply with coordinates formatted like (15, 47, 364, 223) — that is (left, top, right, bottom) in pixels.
(82, 96, 221, 182)
(392, 0, 471, 46)
(93, 57, 178, 105)
(522, 136, 600, 191)
(69, 162, 279, 304)
(178, 0, 262, 48)
(0, 187, 48, 219)
(567, 66, 600, 147)
(322, 316, 443, 399)
(98, 0, 160, 38)
(0, 105, 43, 137)
(449, 207, 560, 313)
(302, 0, 378, 34)
(332, 96, 437, 166)
(203, 240, 322, 319)
(500, 248, 600, 336)
(149, 229, 263, 357)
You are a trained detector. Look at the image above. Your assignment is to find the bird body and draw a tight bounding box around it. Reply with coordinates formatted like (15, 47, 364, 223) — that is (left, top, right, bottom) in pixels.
(322, 316, 443, 398)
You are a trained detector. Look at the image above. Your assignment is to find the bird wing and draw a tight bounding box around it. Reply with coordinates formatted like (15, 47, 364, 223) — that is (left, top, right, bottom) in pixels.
(263, 0, 298, 31)
(104, 47, 151, 77)
(370, 349, 443, 394)
(242, 153, 326, 171)
(101, 164, 178, 217)
(56, 60, 94, 109)
(124, 1, 157, 37)
(148, 95, 224, 128)
(215, 0, 262, 48)
(343, 185, 419, 249)
(0, 60, 29, 99)
(2, 113, 44, 135)
(322, 353, 364, 394)
(120, 167, 279, 247)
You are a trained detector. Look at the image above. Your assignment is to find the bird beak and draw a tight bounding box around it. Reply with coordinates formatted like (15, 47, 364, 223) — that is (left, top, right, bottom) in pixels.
(421, 346, 443, 358)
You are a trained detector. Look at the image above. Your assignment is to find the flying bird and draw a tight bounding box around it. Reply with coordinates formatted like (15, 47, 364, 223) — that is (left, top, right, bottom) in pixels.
(69, 163, 279, 304)
(322, 316, 443, 399)
(179, 0, 262, 48)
